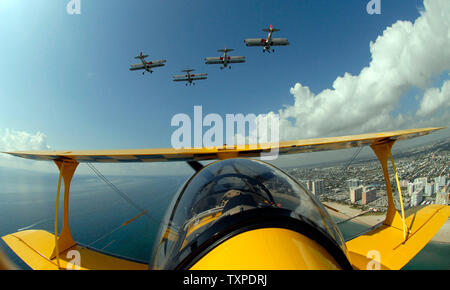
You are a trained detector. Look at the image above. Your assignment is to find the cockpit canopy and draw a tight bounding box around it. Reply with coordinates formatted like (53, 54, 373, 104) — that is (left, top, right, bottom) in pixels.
(150, 158, 346, 269)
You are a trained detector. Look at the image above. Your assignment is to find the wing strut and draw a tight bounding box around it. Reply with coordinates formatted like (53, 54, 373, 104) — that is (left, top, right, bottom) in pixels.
(370, 142, 409, 235)
(51, 160, 79, 261)
(54, 162, 63, 269)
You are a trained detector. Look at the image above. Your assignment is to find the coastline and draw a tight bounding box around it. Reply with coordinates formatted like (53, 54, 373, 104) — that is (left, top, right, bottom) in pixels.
(323, 201, 450, 244)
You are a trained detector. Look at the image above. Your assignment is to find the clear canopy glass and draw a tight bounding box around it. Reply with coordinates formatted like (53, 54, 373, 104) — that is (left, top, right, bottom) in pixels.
(150, 158, 346, 269)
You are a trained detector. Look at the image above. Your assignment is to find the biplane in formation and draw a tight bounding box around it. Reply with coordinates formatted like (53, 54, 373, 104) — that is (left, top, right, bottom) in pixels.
(172, 69, 208, 86)
(129, 52, 167, 75)
(244, 24, 290, 53)
(204, 48, 246, 70)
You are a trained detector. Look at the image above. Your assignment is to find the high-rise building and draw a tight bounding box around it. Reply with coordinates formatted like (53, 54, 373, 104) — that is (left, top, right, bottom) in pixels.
(434, 176, 447, 193)
(312, 179, 324, 196)
(414, 177, 428, 187)
(350, 186, 364, 203)
(435, 192, 449, 205)
(424, 183, 434, 196)
(299, 180, 313, 192)
(347, 179, 362, 189)
(411, 187, 424, 207)
(362, 188, 377, 205)
(399, 180, 409, 187)
(407, 182, 415, 196)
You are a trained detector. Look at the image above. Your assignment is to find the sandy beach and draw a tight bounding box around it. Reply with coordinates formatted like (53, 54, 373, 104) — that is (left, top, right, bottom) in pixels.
(323, 201, 450, 244)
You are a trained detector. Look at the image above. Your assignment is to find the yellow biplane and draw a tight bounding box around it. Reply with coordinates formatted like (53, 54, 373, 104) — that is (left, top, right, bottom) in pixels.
(0, 127, 448, 270)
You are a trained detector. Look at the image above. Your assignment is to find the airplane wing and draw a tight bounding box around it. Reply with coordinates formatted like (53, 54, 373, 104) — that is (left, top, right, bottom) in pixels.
(129, 64, 145, 71)
(2, 127, 447, 270)
(3, 127, 443, 163)
(244, 38, 266, 47)
(191, 76, 207, 81)
(190, 73, 207, 81)
(147, 60, 166, 68)
(172, 78, 189, 82)
(346, 205, 450, 269)
(270, 38, 289, 46)
(147, 63, 165, 68)
(229, 56, 246, 63)
(205, 57, 223, 64)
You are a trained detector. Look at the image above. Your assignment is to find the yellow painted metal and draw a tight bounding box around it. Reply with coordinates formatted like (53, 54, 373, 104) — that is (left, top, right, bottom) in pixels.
(1, 230, 148, 270)
(190, 228, 342, 270)
(0, 251, 17, 270)
(50, 160, 78, 259)
(4, 127, 444, 163)
(346, 205, 450, 270)
(370, 141, 399, 225)
(54, 163, 64, 269)
(389, 150, 407, 240)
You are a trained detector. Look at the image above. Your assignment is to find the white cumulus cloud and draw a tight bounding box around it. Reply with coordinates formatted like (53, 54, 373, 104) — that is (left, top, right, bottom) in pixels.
(257, 0, 450, 141)
(416, 80, 450, 117)
(0, 129, 51, 153)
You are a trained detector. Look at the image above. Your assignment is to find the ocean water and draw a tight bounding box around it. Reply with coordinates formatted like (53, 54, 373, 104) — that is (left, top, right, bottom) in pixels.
(0, 166, 448, 269)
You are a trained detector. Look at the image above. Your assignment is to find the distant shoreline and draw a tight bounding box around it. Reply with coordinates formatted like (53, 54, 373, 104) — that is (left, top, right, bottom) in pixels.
(323, 201, 450, 244)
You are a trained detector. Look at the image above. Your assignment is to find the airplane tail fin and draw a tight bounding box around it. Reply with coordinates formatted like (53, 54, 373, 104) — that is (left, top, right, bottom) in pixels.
(217, 48, 234, 53)
(135, 52, 149, 59)
(263, 24, 280, 32)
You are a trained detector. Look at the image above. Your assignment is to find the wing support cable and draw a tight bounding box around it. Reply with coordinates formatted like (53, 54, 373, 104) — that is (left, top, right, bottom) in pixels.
(85, 163, 160, 248)
(86, 163, 146, 213)
(343, 147, 363, 171)
(388, 150, 408, 241)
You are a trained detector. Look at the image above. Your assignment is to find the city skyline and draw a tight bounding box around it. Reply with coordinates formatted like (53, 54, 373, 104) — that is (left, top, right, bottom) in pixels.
(288, 137, 449, 211)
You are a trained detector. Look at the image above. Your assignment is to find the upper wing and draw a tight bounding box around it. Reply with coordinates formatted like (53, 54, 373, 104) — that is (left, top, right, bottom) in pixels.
(147, 60, 166, 68)
(3, 127, 443, 163)
(244, 38, 265, 47)
(229, 56, 246, 63)
(270, 38, 289, 46)
(205, 57, 223, 64)
(190, 73, 207, 81)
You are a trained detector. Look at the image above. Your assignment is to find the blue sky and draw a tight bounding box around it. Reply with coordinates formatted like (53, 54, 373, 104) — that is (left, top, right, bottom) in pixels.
(0, 0, 449, 173)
